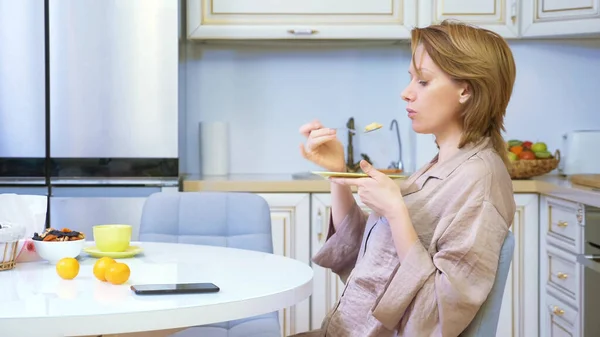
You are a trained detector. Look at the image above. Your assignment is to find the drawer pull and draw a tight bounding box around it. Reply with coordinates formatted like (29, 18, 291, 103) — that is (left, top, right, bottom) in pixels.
(557, 272, 568, 279)
(557, 221, 568, 228)
(315, 209, 323, 241)
(287, 29, 318, 35)
(552, 306, 565, 316)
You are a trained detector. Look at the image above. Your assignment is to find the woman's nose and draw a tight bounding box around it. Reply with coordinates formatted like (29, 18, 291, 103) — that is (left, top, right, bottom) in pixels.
(401, 86, 414, 102)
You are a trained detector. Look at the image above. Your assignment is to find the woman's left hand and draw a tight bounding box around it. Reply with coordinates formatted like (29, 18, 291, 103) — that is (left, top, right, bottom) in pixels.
(330, 160, 405, 218)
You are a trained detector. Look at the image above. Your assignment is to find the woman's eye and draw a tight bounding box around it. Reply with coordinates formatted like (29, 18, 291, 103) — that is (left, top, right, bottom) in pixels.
(418, 80, 428, 86)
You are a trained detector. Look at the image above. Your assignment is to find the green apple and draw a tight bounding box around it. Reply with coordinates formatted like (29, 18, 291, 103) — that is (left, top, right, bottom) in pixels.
(507, 152, 519, 162)
(535, 151, 552, 159)
(531, 142, 547, 152)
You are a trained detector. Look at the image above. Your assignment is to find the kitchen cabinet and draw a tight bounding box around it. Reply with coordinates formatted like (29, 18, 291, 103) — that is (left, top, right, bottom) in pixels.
(521, 0, 600, 37)
(539, 196, 585, 337)
(418, 0, 519, 38)
(499, 193, 540, 337)
(187, 0, 600, 41)
(186, 0, 417, 40)
(257, 193, 311, 337)
(310, 193, 372, 330)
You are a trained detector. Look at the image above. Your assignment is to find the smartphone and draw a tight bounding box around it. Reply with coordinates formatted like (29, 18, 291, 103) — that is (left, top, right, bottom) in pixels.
(130, 283, 220, 295)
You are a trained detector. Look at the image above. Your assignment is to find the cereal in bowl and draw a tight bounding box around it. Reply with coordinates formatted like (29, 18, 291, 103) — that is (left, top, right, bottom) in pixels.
(32, 228, 85, 242)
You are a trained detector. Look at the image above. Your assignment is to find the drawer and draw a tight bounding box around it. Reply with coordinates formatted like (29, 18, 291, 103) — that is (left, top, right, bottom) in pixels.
(545, 245, 580, 304)
(545, 292, 580, 337)
(551, 320, 577, 337)
(545, 197, 583, 252)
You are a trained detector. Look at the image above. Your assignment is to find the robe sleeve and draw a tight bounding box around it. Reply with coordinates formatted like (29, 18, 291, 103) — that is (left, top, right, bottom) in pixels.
(312, 202, 368, 283)
(371, 199, 510, 336)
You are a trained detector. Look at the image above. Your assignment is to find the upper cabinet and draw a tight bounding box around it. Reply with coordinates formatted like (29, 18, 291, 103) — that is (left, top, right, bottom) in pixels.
(186, 0, 418, 39)
(186, 0, 600, 40)
(521, 0, 600, 37)
(418, 0, 519, 38)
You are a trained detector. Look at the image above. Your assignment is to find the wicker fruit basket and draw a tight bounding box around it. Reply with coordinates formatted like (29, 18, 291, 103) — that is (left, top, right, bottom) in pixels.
(508, 149, 561, 179)
(0, 222, 26, 271)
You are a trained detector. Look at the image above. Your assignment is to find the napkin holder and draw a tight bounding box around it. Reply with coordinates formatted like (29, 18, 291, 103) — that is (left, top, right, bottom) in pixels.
(0, 194, 47, 268)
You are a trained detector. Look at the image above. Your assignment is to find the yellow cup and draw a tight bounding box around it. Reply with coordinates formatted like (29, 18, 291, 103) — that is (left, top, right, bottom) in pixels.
(93, 224, 132, 252)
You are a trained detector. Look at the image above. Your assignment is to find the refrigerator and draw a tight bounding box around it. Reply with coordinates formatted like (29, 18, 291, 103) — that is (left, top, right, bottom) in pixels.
(0, 0, 179, 240)
(0, 0, 47, 198)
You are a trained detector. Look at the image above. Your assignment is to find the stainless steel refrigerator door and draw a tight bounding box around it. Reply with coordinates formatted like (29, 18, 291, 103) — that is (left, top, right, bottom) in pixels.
(0, 0, 45, 157)
(50, 187, 176, 241)
(49, 0, 178, 158)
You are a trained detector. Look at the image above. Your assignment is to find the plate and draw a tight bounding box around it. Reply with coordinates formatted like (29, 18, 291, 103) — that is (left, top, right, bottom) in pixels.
(83, 245, 143, 258)
(312, 171, 405, 179)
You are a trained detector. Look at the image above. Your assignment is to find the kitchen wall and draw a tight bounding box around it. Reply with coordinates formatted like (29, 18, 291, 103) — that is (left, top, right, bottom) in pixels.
(180, 38, 600, 176)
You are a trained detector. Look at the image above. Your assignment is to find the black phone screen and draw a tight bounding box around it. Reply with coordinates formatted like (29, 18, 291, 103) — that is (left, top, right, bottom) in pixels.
(130, 283, 220, 295)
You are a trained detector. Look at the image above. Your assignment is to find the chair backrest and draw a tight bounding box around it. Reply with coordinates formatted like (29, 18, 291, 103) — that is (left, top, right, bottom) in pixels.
(460, 231, 515, 337)
(138, 191, 273, 254)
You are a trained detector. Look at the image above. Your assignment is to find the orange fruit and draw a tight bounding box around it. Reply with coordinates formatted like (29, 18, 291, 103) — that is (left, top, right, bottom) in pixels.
(56, 257, 80, 280)
(509, 145, 523, 155)
(105, 262, 130, 285)
(93, 257, 117, 282)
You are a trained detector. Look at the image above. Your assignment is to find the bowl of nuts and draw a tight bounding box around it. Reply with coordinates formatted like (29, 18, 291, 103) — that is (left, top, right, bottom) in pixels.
(32, 228, 86, 264)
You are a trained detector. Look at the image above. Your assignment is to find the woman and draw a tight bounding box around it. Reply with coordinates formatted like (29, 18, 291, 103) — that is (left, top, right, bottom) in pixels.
(295, 20, 517, 337)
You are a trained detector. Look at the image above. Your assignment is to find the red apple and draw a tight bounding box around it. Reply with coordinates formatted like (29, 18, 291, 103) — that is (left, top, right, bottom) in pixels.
(519, 151, 536, 160)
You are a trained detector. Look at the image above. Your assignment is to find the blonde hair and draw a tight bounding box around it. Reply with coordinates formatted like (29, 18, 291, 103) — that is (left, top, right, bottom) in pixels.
(410, 20, 516, 166)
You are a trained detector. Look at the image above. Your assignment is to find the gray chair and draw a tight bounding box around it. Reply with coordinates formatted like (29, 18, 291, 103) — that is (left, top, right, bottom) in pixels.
(461, 231, 515, 337)
(139, 191, 280, 337)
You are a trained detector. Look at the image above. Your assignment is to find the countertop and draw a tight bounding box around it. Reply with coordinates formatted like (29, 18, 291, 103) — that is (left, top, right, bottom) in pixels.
(183, 174, 600, 208)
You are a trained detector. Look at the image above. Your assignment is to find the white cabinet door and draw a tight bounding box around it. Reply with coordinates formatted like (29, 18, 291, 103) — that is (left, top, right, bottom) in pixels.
(258, 193, 311, 337)
(186, 0, 417, 39)
(521, 0, 600, 37)
(496, 193, 539, 337)
(418, 0, 519, 38)
(310, 193, 370, 330)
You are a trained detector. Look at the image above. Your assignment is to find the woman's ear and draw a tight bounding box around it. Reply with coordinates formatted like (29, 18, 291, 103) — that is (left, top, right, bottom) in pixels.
(459, 85, 471, 104)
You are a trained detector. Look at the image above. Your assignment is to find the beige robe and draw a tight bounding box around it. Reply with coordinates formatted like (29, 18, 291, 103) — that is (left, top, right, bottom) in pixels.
(292, 137, 516, 337)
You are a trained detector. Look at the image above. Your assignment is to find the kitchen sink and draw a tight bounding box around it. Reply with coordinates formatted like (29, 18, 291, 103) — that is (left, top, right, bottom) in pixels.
(291, 172, 322, 180)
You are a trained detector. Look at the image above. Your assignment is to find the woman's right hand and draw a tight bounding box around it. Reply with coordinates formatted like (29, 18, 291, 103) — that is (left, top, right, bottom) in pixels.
(299, 120, 346, 172)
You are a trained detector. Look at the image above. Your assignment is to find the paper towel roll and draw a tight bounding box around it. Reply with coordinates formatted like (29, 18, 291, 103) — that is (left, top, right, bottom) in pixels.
(199, 121, 229, 176)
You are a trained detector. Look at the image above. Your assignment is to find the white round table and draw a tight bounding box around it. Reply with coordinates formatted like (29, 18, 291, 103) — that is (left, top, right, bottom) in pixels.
(0, 242, 313, 337)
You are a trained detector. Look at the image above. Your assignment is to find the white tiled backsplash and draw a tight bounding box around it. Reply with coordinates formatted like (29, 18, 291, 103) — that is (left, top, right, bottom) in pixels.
(179, 39, 600, 175)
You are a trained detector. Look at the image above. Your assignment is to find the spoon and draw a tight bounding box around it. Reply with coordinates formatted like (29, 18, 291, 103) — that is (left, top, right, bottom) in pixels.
(332, 128, 356, 134)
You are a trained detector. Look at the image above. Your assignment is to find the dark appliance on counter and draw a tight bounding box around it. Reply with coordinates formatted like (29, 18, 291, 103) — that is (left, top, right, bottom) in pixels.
(575, 205, 600, 337)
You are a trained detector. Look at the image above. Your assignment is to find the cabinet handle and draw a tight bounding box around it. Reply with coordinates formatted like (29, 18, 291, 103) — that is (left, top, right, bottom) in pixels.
(557, 221, 568, 228)
(577, 207, 584, 225)
(557, 272, 568, 279)
(510, 0, 517, 24)
(552, 306, 565, 316)
(315, 210, 323, 242)
(287, 29, 318, 36)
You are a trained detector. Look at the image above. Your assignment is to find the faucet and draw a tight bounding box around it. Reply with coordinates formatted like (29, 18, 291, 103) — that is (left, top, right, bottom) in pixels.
(388, 119, 403, 172)
(345, 117, 372, 173)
